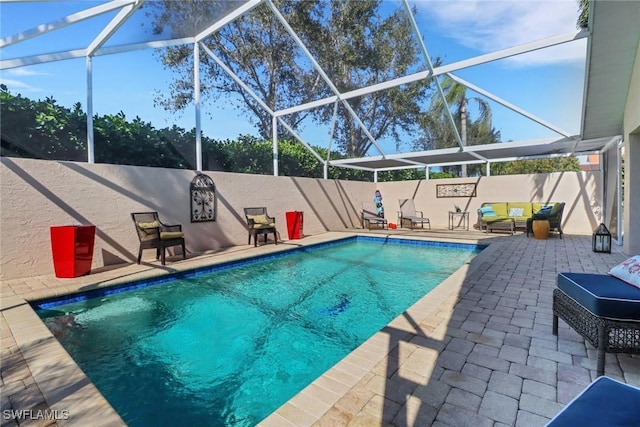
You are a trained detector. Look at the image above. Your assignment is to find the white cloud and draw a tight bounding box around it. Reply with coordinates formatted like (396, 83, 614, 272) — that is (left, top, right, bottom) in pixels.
(0, 77, 43, 92)
(415, 0, 586, 67)
(6, 68, 50, 77)
(1, 68, 50, 94)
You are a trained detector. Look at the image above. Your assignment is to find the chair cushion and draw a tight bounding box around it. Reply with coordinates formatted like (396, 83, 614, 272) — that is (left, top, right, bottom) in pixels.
(507, 202, 533, 217)
(160, 231, 184, 240)
(546, 376, 640, 426)
(408, 218, 429, 223)
(608, 256, 640, 289)
(557, 272, 640, 320)
(539, 205, 554, 215)
(533, 203, 555, 214)
(508, 207, 524, 217)
(247, 214, 270, 224)
(490, 203, 508, 217)
(138, 221, 159, 229)
(479, 206, 497, 217)
(532, 203, 543, 213)
(252, 223, 276, 229)
(532, 203, 548, 213)
(550, 202, 563, 214)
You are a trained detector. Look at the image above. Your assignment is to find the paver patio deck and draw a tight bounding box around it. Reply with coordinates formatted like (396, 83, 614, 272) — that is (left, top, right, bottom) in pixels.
(1, 228, 638, 426)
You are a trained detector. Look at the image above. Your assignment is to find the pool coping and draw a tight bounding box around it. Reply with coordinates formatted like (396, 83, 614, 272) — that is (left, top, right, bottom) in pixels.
(2, 231, 502, 426)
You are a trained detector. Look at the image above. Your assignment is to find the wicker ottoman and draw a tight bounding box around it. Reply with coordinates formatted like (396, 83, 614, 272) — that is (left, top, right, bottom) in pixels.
(552, 272, 640, 376)
(486, 217, 515, 234)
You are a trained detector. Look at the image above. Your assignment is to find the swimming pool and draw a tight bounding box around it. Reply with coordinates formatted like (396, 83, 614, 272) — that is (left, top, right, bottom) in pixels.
(35, 236, 484, 426)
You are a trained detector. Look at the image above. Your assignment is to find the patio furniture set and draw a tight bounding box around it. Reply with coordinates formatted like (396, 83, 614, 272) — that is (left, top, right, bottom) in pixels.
(477, 201, 565, 237)
(131, 208, 279, 266)
(361, 199, 564, 237)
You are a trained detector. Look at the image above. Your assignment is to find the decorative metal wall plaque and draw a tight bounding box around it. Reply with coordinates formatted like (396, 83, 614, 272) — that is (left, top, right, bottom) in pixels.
(190, 174, 216, 222)
(436, 183, 477, 198)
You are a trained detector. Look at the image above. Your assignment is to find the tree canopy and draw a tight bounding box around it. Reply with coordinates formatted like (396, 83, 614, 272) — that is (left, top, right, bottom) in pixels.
(427, 76, 494, 177)
(0, 84, 582, 179)
(490, 157, 580, 175)
(1, 84, 416, 180)
(577, 0, 589, 28)
(147, 0, 437, 157)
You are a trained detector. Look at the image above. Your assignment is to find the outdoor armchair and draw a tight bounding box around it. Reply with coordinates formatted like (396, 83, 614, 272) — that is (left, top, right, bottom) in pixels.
(244, 207, 278, 247)
(131, 212, 186, 265)
(361, 202, 387, 230)
(398, 199, 431, 230)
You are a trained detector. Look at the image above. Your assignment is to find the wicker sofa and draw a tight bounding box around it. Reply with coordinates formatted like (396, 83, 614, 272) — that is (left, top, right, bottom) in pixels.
(477, 201, 563, 233)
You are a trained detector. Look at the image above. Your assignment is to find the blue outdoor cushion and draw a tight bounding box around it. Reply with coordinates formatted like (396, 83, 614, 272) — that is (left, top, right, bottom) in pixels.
(538, 205, 553, 215)
(546, 376, 640, 426)
(479, 206, 497, 217)
(557, 272, 640, 320)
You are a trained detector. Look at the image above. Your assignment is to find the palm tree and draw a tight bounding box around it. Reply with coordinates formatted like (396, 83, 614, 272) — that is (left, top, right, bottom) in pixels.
(577, 0, 589, 29)
(429, 76, 492, 177)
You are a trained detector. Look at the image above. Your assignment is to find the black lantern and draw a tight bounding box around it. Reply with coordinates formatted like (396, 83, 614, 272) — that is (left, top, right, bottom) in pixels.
(592, 223, 612, 253)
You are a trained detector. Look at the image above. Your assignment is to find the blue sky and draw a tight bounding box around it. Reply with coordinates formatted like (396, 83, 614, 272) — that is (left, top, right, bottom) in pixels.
(0, 1, 586, 156)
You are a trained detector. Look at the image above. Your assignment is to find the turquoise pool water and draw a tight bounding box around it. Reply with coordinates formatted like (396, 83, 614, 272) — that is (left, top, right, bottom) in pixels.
(36, 237, 483, 426)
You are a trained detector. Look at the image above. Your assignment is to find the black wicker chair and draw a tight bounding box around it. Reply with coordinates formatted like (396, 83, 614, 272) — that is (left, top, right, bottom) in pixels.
(131, 212, 186, 265)
(243, 207, 278, 247)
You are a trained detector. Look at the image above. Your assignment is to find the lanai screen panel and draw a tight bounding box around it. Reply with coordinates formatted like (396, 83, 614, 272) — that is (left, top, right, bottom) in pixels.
(407, 1, 587, 147)
(1, 0, 609, 176)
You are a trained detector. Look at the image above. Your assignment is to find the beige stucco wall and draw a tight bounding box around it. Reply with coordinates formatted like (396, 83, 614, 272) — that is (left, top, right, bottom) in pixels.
(622, 38, 640, 256)
(2, 157, 603, 280)
(0, 157, 371, 280)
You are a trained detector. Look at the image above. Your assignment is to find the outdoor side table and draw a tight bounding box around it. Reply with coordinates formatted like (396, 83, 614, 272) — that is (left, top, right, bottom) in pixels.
(533, 219, 550, 239)
(448, 211, 469, 230)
